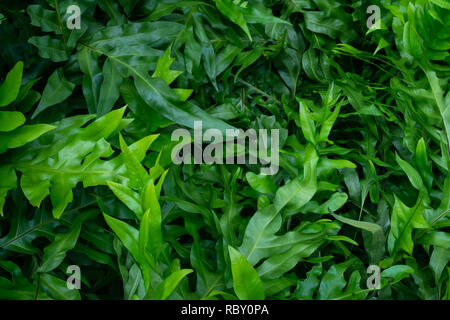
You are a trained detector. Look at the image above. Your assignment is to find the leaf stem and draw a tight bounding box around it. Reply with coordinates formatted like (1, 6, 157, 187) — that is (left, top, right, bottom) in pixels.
(230, 73, 281, 105)
(53, 0, 69, 54)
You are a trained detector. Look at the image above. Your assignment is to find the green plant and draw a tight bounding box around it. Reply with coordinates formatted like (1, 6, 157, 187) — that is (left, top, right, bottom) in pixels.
(0, 0, 448, 300)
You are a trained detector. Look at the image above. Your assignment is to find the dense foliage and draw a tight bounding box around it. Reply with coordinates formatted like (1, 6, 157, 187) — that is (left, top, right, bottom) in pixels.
(0, 0, 449, 300)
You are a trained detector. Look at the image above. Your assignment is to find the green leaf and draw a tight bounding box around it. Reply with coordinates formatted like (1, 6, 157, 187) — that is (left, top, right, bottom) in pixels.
(403, 21, 423, 59)
(0, 124, 56, 153)
(39, 273, 81, 300)
(380, 265, 415, 286)
(124, 264, 144, 300)
(317, 259, 367, 300)
(97, 58, 122, 115)
(430, 246, 450, 283)
(103, 213, 140, 263)
(32, 69, 75, 118)
(243, 5, 291, 26)
(39, 210, 97, 272)
(395, 153, 428, 195)
(0, 111, 26, 132)
(119, 133, 150, 190)
(430, 0, 450, 10)
(303, 10, 357, 43)
(0, 260, 50, 299)
(0, 61, 23, 107)
(246, 172, 277, 194)
(213, 0, 251, 40)
(27, 5, 59, 34)
(87, 21, 183, 51)
(239, 145, 319, 266)
(140, 181, 163, 261)
(153, 47, 183, 85)
(228, 246, 265, 300)
(298, 265, 322, 298)
(423, 69, 450, 159)
(274, 144, 318, 211)
(388, 195, 429, 255)
(78, 47, 102, 114)
(154, 269, 193, 300)
(255, 225, 329, 279)
(107, 182, 143, 218)
(28, 36, 69, 62)
(12, 108, 135, 217)
(331, 213, 382, 233)
(134, 73, 233, 133)
(298, 101, 316, 145)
